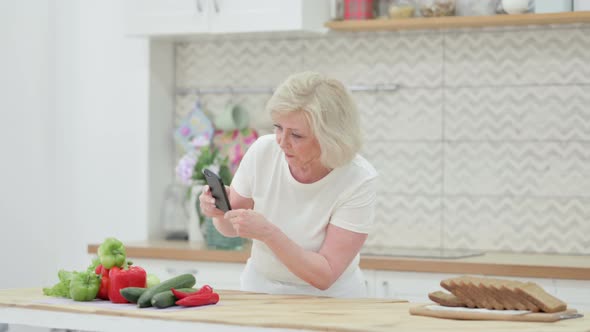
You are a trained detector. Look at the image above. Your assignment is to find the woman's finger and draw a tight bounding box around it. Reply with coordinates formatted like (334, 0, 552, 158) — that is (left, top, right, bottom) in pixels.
(225, 209, 244, 220)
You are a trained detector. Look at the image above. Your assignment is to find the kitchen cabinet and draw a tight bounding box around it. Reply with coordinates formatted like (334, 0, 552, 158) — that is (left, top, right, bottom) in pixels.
(87, 242, 590, 310)
(362, 269, 377, 298)
(124, 0, 208, 35)
(367, 270, 590, 312)
(132, 258, 378, 296)
(554, 279, 590, 312)
(373, 271, 478, 303)
(125, 0, 330, 36)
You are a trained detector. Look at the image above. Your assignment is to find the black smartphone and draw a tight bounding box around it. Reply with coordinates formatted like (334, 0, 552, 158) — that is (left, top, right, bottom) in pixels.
(202, 168, 232, 212)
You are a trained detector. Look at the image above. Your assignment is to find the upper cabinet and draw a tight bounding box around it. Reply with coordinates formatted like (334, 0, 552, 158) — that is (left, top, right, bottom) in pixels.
(125, 0, 209, 35)
(125, 0, 331, 36)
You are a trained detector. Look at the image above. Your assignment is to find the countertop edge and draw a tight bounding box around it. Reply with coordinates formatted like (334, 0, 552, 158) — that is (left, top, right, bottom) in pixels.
(87, 244, 250, 264)
(358, 256, 590, 280)
(87, 244, 590, 281)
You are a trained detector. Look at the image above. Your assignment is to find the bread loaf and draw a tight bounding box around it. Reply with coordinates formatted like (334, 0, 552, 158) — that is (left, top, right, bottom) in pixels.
(428, 291, 464, 307)
(515, 282, 567, 313)
(431, 276, 566, 313)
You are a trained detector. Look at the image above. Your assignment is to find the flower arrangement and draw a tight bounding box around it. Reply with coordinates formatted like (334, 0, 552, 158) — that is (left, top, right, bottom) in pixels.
(172, 102, 251, 248)
(175, 141, 233, 231)
(175, 145, 233, 188)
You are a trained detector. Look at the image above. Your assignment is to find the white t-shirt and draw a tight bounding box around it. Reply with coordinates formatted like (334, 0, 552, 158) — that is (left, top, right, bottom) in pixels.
(231, 134, 378, 295)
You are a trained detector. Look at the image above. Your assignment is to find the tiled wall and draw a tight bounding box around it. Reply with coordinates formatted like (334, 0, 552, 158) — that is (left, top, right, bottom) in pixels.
(175, 24, 590, 255)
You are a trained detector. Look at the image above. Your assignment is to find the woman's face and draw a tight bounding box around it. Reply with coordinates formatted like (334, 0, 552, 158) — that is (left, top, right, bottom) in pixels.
(273, 111, 322, 170)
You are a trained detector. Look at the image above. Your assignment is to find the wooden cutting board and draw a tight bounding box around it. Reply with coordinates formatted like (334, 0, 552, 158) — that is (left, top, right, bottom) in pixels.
(410, 304, 583, 322)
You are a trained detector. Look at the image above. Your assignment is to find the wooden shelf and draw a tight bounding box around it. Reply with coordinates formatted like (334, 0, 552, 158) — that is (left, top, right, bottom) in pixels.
(325, 11, 590, 31)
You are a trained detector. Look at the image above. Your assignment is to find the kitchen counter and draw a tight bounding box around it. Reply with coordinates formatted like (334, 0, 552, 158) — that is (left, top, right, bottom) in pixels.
(87, 241, 590, 280)
(0, 288, 588, 332)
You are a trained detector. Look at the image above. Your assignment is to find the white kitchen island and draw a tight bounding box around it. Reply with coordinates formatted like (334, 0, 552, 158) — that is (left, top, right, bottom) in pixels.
(0, 306, 291, 332)
(1, 288, 588, 332)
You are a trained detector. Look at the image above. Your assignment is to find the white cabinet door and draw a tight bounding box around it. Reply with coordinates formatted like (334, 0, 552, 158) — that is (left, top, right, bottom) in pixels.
(554, 279, 590, 312)
(131, 258, 244, 290)
(374, 271, 474, 303)
(125, 0, 329, 36)
(362, 269, 376, 298)
(208, 0, 319, 33)
(125, 0, 209, 36)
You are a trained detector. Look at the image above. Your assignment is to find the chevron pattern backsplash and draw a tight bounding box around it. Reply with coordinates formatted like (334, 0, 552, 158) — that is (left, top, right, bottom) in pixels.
(175, 25, 590, 255)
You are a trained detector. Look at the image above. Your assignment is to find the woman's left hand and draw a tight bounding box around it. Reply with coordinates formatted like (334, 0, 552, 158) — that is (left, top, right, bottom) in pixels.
(224, 209, 277, 242)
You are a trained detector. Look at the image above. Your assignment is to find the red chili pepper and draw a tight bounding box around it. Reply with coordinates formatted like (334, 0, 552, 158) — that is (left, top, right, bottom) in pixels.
(176, 292, 219, 307)
(172, 285, 213, 299)
(108, 265, 147, 303)
(198, 285, 214, 294)
(94, 264, 110, 300)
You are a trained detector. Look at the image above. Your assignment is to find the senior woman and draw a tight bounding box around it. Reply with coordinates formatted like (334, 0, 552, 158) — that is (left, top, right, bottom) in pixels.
(199, 71, 378, 298)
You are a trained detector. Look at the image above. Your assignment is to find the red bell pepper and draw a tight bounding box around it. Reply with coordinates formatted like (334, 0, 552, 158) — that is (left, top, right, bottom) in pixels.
(176, 292, 219, 307)
(94, 264, 110, 300)
(171, 285, 213, 300)
(108, 265, 147, 303)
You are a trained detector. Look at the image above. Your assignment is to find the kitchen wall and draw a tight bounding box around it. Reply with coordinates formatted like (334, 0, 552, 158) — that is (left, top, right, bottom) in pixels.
(175, 24, 590, 255)
(0, 0, 56, 290)
(0, 0, 149, 289)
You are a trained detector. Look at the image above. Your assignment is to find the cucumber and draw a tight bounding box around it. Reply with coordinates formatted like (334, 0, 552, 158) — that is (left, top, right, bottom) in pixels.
(151, 288, 198, 309)
(119, 287, 147, 303)
(137, 274, 196, 308)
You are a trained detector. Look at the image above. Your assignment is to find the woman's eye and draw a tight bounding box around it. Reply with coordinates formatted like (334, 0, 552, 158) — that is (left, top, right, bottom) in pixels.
(273, 124, 282, 131)
(292, 134, 302, 139)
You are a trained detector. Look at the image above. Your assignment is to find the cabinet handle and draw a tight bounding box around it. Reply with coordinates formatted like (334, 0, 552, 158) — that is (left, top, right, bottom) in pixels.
(195, 0, 203, 13)
(213, 0, 220, 13)
(382, 280, 389, 297)
(166, 268, 199, 276)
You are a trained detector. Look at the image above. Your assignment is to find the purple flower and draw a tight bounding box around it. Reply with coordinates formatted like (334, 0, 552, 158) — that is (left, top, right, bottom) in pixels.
(191, 135, 210, 148)
(180, 126, 191, 137)
(175, 153, 197, 185)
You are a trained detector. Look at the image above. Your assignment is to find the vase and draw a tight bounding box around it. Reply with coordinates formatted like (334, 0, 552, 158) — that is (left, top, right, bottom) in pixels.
(190, 182, 243, 250)
(187, 182, 205, 244)
(204, 217, 244, 250)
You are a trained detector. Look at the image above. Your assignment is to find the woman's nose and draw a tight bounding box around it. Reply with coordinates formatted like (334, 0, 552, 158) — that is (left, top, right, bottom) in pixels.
(278, 133, 289, 148)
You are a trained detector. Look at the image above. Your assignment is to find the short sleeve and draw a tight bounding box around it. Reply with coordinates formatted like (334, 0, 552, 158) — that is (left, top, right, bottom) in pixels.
(230, 137, 260, 198)
(329, 177, 377, 234)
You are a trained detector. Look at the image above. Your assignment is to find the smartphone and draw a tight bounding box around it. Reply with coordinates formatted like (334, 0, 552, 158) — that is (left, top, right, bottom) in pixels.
(202, 168, 232, 212)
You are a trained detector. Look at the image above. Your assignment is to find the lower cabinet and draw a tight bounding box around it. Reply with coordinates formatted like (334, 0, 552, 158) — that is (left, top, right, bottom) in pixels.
(130, 258, 245, 291)
(361, 269, 376, 298)
(554, 279, 590, 312)
(363, 270, 590, 312)
(113, 258, 590, 312)
(373, 271, 481, 303)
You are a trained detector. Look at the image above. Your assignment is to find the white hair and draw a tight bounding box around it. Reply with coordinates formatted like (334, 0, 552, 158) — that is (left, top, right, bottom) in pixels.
(266, 71, 362, 169)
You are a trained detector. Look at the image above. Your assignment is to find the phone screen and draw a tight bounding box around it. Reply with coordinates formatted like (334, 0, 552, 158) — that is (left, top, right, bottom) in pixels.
(202, 168, 232, 212)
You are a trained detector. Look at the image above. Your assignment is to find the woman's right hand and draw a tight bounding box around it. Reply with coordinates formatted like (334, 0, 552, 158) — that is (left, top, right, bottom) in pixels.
(199, 185, 225, 219)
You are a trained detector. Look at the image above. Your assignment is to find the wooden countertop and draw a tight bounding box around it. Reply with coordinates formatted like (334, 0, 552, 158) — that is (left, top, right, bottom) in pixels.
(1, 288, 588, 332)
(87, 241, 590, 280)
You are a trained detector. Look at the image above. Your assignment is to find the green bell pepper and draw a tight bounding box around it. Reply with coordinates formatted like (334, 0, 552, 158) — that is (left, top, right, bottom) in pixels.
(43, 269, 74, 298)
(69, 271, 100, 301)
(97, 237, 126, 269)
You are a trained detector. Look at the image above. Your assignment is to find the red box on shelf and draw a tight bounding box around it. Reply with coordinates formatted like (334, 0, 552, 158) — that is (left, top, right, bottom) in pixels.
(344, 0, 374, 20)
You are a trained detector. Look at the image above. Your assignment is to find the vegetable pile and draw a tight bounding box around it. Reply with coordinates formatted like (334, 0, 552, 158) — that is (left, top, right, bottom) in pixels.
(43, 237, 219, 308)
